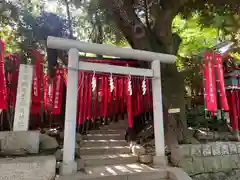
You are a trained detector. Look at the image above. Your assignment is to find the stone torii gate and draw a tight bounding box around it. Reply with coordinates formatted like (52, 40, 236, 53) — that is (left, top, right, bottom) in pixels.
(47, 36, 176, 175)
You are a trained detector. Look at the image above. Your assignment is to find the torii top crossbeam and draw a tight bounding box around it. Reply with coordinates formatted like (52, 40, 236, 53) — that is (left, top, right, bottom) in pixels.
(47, 36, 176, 64)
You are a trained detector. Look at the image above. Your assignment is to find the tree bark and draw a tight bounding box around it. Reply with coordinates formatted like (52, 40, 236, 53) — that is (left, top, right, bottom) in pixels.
(100, 0, 191, 147)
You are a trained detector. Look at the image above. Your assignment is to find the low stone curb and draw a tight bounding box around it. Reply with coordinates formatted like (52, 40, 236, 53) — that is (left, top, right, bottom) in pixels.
(171, 142, 240, 176)
(167, 167, 192, 180)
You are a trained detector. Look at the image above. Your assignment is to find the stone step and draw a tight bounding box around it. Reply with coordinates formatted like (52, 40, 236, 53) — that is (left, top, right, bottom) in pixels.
(88, 129, 126, 134)
(99, 123, 128, 130)
(82, 154, 137, 167)
(83, 133, 124, 140)
(82, 140, 128, 147)
(58, 163, 168, 180)
(80, 146, 131, 155)
(100, 125, 127, 130)
(99, 128, 126, 131)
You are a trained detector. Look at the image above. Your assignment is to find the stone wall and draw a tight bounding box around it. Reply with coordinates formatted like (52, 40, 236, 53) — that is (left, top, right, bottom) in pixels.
(0, 131, 40, 154)
(0, 156, 56, 180)
(170, 142, 240, 180)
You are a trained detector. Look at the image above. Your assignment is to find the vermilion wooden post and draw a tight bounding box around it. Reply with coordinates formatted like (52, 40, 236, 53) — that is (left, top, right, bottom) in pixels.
(87, 74, 93, 121)
(103, 76, 109, 124)
(99, 77, 104, 117)
(137, 78, 141, 115)
(94, 76, 99, 119)
(82, 73, 90, 133)
(76, 72, 82, 126)
(85, 73, 92, 131)
(120, 78, 125, 116)
(108, 77, 113, 118)
(133, 77, 138, 117)
(83, 73, 89, 123)
(231, 91, 239, 131)
(78, 73, 85, 129)
(126, 77, 135, 141)
(226, 91, 233, 126)
(115, 77, 119, 121)
(92, 75, 99, 128)
(119, 78, 124, 114)
(131, 77, 136, 117)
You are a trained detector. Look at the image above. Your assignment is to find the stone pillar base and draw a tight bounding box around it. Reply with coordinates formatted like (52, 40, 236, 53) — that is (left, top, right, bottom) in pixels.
(233, 130, 240, 141)
(59, 161, 77, 175)
(167, 167, 192, 180)
(76, 159, 85, 171)
(153, 155, 168, 168)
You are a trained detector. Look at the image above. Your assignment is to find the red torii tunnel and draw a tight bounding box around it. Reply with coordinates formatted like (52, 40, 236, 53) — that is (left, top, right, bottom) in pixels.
(45, 58, 153, 138)
(0, 49, 153, 141)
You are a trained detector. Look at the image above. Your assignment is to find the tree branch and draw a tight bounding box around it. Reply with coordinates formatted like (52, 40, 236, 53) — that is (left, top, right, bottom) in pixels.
(99, 0, 153, 51)
(159, 0, 191, 12)
(149, 0, 189, 55)
(144, 0, 151, 29)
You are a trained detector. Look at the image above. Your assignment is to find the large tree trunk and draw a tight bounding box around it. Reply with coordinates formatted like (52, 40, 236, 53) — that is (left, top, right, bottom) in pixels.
(100, 0, 191, 148)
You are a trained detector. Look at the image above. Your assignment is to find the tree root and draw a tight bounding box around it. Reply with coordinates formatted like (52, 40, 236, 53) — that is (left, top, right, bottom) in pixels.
(194, 130, 240, 142)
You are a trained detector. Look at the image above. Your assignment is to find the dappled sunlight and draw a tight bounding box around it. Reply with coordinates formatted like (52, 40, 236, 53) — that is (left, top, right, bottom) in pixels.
(119, 154, 132, 158)
(134, 169, 142, 172)
(81, 146, 129, 150)
(82, 153, 135, 161)
(86, 134, 122, 136)
(106, 155, 118, 158)
(105, 167, 118, 175)
(143, 166, 156, 171)
(83, 139, 125, 142)
(114, 165, 134, 173)
(82, 164, 159, 177)
(126, 164, 144, 170)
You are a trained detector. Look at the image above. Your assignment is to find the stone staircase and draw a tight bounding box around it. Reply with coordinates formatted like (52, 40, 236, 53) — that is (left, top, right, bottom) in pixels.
(59, 120, 191, 180)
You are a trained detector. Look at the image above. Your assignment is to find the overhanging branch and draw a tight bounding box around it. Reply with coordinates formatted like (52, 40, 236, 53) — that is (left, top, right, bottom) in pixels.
(99, 0, 152, 50)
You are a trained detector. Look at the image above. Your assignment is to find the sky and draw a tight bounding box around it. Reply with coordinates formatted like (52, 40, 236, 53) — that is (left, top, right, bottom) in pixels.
(46, 0, 83, 17)
(6, 0, 63, 14)
(46, 1, 59, 13)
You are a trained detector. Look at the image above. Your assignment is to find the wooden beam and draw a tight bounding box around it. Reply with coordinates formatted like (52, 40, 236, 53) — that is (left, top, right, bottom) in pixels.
(47, 36, 176, 64)
(79, 61, 154, 77)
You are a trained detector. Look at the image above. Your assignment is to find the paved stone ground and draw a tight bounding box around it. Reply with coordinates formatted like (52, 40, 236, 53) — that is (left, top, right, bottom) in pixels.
(0, 156, 56, 180)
